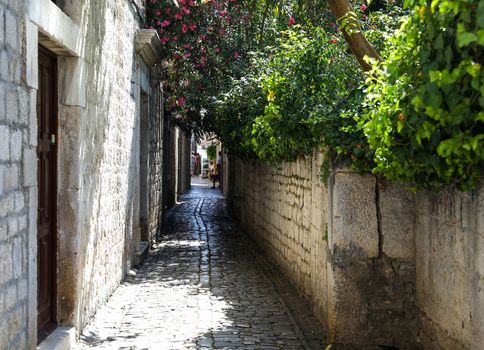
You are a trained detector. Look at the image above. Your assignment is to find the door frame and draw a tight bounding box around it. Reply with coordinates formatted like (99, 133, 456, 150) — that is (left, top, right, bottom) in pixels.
(37, 45, 59, 343)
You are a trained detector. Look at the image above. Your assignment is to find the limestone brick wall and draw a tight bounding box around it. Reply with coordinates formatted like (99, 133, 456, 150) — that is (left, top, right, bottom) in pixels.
(228, 152, 330, 329)
(228, 156, 417, 348)
(52, 0, 149, 330)
(148, 84, 163, 241)
(0, 0, 36, 348)
(414, 188, 484, 350)
(229, 152, 484, 349)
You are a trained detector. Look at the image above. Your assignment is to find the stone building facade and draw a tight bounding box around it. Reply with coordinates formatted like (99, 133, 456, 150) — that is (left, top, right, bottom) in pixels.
(0, 0, 181, 348)
(227, 153, 484, 350)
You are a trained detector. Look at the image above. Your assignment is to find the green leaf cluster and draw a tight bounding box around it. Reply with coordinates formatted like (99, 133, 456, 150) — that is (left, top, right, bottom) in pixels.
(359, 0, 484, 190)
(213, 27, 372, 169)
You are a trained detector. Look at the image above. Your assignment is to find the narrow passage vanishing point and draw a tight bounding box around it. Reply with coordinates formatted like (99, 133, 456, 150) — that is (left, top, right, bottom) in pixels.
(74, 184, 327, 349)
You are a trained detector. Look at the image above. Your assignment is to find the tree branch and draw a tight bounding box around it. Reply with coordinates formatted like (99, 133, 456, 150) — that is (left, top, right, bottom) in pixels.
(327, 0, 380, 71)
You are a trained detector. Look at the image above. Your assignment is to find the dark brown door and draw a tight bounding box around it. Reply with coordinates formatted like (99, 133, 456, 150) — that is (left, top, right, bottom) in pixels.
(37, 47, 58, 342)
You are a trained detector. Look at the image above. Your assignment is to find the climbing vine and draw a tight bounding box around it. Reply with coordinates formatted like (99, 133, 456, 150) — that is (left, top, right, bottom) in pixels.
(359, 0, 484, 190)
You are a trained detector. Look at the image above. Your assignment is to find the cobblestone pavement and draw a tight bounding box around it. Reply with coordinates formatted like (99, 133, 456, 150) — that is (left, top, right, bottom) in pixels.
(74, 185, 327, 349)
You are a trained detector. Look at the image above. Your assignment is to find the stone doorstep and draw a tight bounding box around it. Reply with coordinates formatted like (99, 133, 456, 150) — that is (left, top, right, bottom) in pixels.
(37, 327, 75, 350)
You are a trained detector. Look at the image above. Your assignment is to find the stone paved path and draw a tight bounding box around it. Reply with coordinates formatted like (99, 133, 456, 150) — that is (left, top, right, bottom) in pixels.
(74, 185, 327, 349)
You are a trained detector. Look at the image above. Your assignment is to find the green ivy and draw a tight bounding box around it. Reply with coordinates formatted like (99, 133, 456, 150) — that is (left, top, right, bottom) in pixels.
(359, 0, 484, 190)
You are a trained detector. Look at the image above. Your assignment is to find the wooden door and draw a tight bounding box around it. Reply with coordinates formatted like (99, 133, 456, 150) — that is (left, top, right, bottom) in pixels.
(37, 47, 57, 342)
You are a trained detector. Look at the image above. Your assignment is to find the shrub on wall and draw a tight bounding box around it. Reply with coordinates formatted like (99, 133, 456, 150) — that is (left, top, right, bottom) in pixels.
(358, 0, 484, 190)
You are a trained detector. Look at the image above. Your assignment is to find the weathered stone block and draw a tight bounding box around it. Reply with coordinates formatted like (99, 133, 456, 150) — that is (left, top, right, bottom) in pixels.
(25, 20, 38, 89)
(18, 89, 29, 125)
(13, 236, 23, 278)
(0, 241, 13, 285)
(0, 221, 6, 241)
(0, 6, 4, 48)
(5, 10, 18, 51)
(6, 88, 18, 123)
(415, 188, 484, 350)
(3, 164, 18, 192)
(23, 149, 36, 187)
(0, 193, 13, 217)
(0, 125, 9, 160)
(10, 129, 22, 161)
(332, 171, 378, 260)
(0, 82, 5, 122)
(8, 216, 17, 236)
(380, 182, 415, 260)
(327, 260, 370, 343)
(0, 50, 8, 80)
(29, 90, 37, 147)
(4, 282, 16, 310)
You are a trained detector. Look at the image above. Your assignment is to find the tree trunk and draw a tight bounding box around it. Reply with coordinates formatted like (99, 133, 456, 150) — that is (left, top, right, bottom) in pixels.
(326, 0, 380, 71)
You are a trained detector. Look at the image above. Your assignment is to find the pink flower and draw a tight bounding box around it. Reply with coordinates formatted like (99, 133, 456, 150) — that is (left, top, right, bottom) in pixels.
(360, 3, 367, 11)
(362, 14, 368, 20)
(177, 97, 186, 106)
(234, 51, 239, 60)
(214, 47, 221, 53)
(160, 20, 170, 27)
(330, 22, 336, 28)
(181, 23, 188, 33)
(183, 51, 191, 58)
(164, 7, 171, 14)
(172, 36, 178, 41)
(330, 38, 337, 43)
(175, 12, 183, 20)
(288, 17, 296, 25)
(182, 6, 190, 15)
(179, 0, 186, 4)
(156, 10, 161, 17)
(161, 36, 170, 45)
(189, 22, 197, 31)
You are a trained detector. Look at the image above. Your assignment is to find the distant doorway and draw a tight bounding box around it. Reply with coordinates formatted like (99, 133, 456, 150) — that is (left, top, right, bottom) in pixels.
(37, 47, 58, 343)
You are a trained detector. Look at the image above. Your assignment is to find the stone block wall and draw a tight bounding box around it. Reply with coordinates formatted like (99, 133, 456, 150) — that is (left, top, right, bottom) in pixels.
(0, 0, 167, 346)
(228, 153, 484, 349)
(0, 0, 36, 348)
(228, 156, 418, 348)
(228, 152, 330, 329)
(148, 84, 164, 242)
(414, 189, 484, 349)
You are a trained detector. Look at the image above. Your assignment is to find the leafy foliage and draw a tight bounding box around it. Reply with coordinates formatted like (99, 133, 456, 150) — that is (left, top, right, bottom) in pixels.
(359, 0, 484, 190)
(206, 144, 217, 160)
(148, 0, 484, 190)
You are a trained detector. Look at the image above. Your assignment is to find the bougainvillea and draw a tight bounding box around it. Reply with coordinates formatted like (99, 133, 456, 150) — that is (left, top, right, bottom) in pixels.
(146, 0, 252, 136)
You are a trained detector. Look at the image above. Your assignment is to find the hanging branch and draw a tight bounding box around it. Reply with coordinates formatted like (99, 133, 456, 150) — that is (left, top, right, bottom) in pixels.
(326, 0, 380, 71)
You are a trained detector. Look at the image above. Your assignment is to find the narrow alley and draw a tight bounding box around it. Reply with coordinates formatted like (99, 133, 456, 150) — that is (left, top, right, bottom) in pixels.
(73, 179, 327, 350)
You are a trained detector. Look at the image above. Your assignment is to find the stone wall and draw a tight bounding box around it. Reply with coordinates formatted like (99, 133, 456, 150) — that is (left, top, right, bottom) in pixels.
(414, 189, 484, 349)
(0, 0, 168, 347)
(147, 84, 164, 243)
(228, 152, 329, 329)
(0, 0, 35, 348)
(227, 155, 417, 349)
(177, 130, 191, 196)
(228, 153, 484, 349)
(50, 0, 150, 330)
